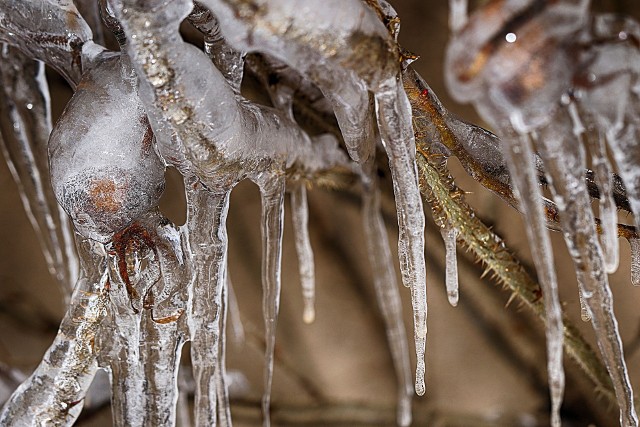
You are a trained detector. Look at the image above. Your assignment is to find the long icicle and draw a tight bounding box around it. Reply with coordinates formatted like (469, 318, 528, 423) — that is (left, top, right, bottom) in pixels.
(375, 77, 427, 396)
(501, 119, 565, 427)
(257, 174, 286, 427)
(184, 179, 231, 427)
(361, 159, 413, 427)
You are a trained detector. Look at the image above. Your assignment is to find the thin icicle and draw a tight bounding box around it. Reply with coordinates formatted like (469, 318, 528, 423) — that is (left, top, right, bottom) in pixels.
(0, 236, 108, 425)
(361, 159, 413, 427)
(291, 185, 316, 324)
(502, 119, 565, 427)
(534, 115, 638, 427)
(257, 175, 286, 427)
(440, 225, 459, 307)
(375, 78, 427, 396)
(184, 181, 231, 427)
(629, 238, 640, 287)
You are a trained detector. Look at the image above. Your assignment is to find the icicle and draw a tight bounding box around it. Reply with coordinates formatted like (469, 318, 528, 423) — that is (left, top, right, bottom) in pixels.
(630, 238, 640, 287)
(440, 225, 459, 307)
(137, 213, 189, 426)
(0, 46, 78, 294)
(587, 128, 619, 273)
(502, 118, 565, 427)
(184, 180, 231, 427)
(291, 185, 316, 324)
(448, 0, 468, 33)
(361, 160, 413, 427)
(534, 114, 638, 427)
(0, 236, 108, 425)
(256, 175, 286, 427)
(569, 100, 619, 273)
(375, 78, 427, 396)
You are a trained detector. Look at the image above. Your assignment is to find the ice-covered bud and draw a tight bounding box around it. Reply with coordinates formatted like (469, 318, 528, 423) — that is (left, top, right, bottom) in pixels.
(50, 54, 165, 243)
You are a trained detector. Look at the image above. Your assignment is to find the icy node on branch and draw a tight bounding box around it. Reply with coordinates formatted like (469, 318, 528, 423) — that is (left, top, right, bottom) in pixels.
(49, 54, 165, 243)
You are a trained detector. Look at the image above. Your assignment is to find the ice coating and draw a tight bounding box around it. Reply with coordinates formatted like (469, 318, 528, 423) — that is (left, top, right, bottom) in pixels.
(361, 159, 413, 427)
(0, 0, 95, 86)
(445, 0, 639, 424)
(0, 236, 108, 425)
(49, 54, 166, 243)
(98, 209, 190, 426)
(440, 225, 459, 307)
(0, 46, 78, 294)
(577, 14, 640, 233)
(187, 3, 245, 95)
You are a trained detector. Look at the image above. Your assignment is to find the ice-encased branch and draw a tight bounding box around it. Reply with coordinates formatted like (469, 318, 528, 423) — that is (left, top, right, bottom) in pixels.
(0, 0, 96, 87)
(0, 236, 109, 426)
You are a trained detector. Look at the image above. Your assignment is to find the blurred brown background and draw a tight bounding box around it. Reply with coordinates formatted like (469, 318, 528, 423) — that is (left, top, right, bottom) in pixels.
(1, 0, 640, 426)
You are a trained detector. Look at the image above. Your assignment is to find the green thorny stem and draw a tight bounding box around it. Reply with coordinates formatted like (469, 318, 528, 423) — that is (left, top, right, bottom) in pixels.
(404, 71, 619, 407)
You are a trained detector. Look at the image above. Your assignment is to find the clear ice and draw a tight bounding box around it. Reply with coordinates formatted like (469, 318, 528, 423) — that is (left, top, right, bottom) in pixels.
(440, 225, 459, 307)
(4, 0, 640, 426)
(201, 0, 428, 395)
(445, 0, 640, 424)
